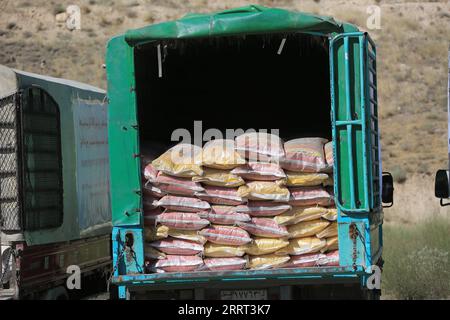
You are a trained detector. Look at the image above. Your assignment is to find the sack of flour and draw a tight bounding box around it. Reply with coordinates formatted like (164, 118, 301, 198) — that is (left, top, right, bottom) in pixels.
(202, 139, 246, 169)
(193, 168, 245, 188)
(200, 205, 251, 225)
(199, 225, 252, 246)
(195, 186, 245, 206)
(204, 257, 248, 271)
(287, 219, 330, 239)
(280, 138, 327, 172)
(148, 255, 204, 273)
(323, 141, 334, 172)
(238, 181, 290, 202)
(320, 236, 339, 253)
(248, 254, 290, 270)
(203, 243, 247, 258)
(316, 222, 338, 239)
(152, 144, 203, 177)
(167, 229, 207, 245)
(238, 218, 289, 238)
(157, 211, 210, 230)
(144, 224, 169, 242)
(236, 201, 291, 217)
(235, 132, 285, 162)
(155, 195, 211, 212)
(282, 253, 325, 268)
(149, 238, 204, 255)
(243, 237, 289, 256)
(281, 171, 329, 187)
(288, 186, 333, 207)
(273, 206, 328, 226)
(317, 250, 339, 266)
(231, 162, 286, 181)
(144, 245, 167, 260)
(153, 173, 204, 196)
(275, 237, 326, 255)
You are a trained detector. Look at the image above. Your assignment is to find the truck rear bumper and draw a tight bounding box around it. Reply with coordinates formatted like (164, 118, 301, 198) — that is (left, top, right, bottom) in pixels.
(113, 266, 367, 289)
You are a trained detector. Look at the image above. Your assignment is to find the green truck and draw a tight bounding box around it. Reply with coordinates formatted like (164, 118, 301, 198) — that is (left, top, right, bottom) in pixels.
(106, 6, 394, 299)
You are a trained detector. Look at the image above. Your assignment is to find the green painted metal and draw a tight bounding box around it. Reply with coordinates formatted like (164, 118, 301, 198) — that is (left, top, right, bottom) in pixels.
(106, 36, 141, 227)
(330, 32, 381, 214)
(124, 5, 359, 45)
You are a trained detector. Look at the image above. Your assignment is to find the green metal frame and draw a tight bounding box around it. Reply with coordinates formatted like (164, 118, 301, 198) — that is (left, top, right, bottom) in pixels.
(106, 7, 383, 297)
(329, 32, 381, 214)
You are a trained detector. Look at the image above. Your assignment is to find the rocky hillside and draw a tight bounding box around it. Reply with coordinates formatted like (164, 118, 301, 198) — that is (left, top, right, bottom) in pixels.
(1, 0, 449, 182)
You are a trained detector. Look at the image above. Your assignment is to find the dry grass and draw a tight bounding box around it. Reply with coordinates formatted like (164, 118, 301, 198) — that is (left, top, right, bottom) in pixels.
(382, 217, 450, 299)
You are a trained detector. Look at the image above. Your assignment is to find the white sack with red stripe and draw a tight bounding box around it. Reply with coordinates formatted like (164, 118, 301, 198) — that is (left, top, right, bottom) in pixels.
(288, 186, 333, 206)
(231, 162, 286, 181)
(157, 211, 210, 230)
(149, 238, 203, 255)
(148, 255, 204, 273)
(200, 206, 251, 225)
(317, 250, 339, 266)
(153, 172, 204, 196)
(203, 257, 248, 271)
(155, 195, 211, 212)
(195, 186, 245, 206)
(199, 225, 252, 246)
(280, 138, 327, 172)
(282, 253, 325, 268)
(238, 218, 288, 238)
(235, 132, 285, 162)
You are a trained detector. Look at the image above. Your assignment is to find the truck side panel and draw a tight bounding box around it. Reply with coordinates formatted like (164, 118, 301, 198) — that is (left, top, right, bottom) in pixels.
(106, 35, 141, 227)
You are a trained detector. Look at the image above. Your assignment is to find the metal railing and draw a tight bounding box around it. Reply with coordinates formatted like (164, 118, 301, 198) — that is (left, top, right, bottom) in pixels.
(0, 93, 21, 231)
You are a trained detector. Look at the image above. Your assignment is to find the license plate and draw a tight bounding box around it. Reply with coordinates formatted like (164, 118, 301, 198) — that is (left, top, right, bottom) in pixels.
(220, 289, 267, 300)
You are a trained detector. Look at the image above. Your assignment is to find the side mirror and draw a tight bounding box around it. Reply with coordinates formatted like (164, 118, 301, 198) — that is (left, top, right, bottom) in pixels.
(382, 172, 394, 208)
(435, 169, 450, 206)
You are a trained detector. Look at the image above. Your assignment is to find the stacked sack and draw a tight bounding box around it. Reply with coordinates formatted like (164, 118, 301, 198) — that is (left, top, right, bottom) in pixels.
(272, 138, 339, 268)
(234, 135, 339, 269)
(142, 135, 339, 273)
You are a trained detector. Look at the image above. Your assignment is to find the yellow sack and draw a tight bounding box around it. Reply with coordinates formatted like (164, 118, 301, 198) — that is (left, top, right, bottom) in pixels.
(275, 237, 326, 255)
(322, 208, 337, 221)
(144, 224, 169, 242)
(321, 236, 339, 253)
(288, 219, 330, 239)
(281, 171, 329, 187)
(244, 237, 289, 256)
(193, 168, 245, 187)
(274, 206, 328, 226)
(237, 181, 290, 201)
(144, 246, 166, 260)
(168, 229, 207, 244)
(248, 254, 290, 270)
(316, 222, 338, 238)
(152, 144, 203, 177)
(202, 139, 246, 169)
(204, 243, 246, 258)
